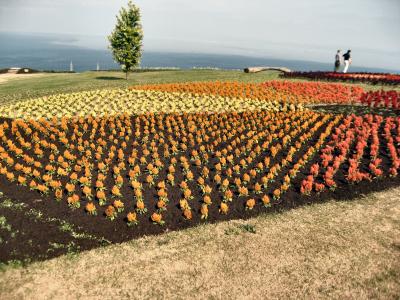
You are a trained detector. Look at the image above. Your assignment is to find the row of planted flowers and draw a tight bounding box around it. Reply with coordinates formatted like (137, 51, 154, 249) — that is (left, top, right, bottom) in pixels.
(301, 114, 400, 194)
(281, 71, 400, 85)
(0, 110, 398, 227)
(5, 81, 398, 123)
(0, 88, 301, 120)
(131, 81, 400, 111)
(131, 80, 364, 104)
(359, 90, 400, 110)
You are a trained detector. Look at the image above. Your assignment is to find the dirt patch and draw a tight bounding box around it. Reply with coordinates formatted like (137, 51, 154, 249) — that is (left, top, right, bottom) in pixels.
(0, 73, 46, 85)
(310, 104, 400, 117)
(0, 198, 102, 263)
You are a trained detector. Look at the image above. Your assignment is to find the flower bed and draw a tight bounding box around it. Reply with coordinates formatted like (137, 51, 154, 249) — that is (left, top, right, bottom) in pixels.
(359, 90, 400, 110)
(131, 81, 364, 104)
(281, 71, 400, 85)
(0, 88, 301, 120)
(0, 110, 398, 247)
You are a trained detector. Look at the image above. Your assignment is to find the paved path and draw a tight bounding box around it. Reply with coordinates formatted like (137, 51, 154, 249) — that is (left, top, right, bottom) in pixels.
(0, 73, 45, 85)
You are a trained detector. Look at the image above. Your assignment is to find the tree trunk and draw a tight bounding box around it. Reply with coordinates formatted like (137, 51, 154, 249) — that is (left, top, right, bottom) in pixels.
(244, 67, 292, 73)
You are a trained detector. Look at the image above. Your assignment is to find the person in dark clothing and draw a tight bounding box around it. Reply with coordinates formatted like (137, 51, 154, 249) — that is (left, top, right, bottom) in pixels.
(334, 50, 342, 72)
(343, 50, 352, 73)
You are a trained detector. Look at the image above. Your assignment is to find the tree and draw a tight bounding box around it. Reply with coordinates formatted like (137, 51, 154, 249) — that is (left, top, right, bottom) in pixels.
(108, 1, 143, 80)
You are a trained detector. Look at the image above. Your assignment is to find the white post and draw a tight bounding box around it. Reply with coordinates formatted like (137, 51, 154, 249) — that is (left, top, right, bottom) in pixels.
(97, 62, 100, 71)
(70, 61, 74, 72)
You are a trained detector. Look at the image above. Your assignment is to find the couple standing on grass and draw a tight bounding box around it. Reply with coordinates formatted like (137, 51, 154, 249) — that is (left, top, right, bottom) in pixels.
(334, 49, 352, 73)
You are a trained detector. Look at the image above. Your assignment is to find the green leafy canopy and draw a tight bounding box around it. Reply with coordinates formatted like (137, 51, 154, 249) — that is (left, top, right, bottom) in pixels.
(108, 1, 143, 79)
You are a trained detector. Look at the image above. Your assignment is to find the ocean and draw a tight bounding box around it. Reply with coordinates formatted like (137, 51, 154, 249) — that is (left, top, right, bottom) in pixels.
(0, 32, 398, 73)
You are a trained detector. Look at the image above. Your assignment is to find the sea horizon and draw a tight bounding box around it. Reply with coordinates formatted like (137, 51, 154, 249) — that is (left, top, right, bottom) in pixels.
(1, 31, 399, 74)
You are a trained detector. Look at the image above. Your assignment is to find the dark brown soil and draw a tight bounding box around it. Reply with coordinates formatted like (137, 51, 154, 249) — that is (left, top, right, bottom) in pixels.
(0, 111, 399, 264)
(311, 104, 400, 117)
(0, 199, 103, 263)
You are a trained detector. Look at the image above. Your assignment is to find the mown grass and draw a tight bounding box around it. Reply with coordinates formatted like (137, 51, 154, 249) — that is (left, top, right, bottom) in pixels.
(0, 187, 398, 299)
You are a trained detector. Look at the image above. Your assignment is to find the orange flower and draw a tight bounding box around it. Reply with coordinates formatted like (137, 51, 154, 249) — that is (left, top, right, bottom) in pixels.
(6, 172, 15, 181)
(65, 183, 75, 193)
(243, 173, 250, 183)
(49, 180, 61, 189)
(96, 190, 106, 201)
(79, 176, 89, 186)
(159, 168, 171, 181)
(131, 180, 141, 189)
(186, 171, 194, 181)
(105, 205, 117, 220)
(179, 199, 189, 210)
(98, 162, 106, 171)
(262, 195, 270, 206)
(214, 174, 221, 184)
(224, 189, 233, 202)
(168, 165, 175, 173)
(183, 189, 192, 199)
(42, 174, 52, 182)
(127, 212, 138, 226)
(151, 212, 164, 225)
(85, 202, 97, 215)
(157, 181, 166, 190)
(29, 180, 37, 190)
(239, 186, 249, 196)
(115, 175, 124, 186)
(111, 185, 121, 197)
(146, 175, 154, 186)
(17, 175, 26, 185)
(55, 189, 63, 200)
(157, 199, 167, 210)
(221, 179, 229, 188)
(157, 189, 167, 199)
(95, 180, 104, 190)
(134, 188, 143, 199)
(246, 198, 256, 210)
(200, 204, 209, 219)
(179, 181, 188, 190)
(83, 185, 92, 197)
(219, 203, 229, 215)
(70, 172, 78, 181)
(203, 195, 212, 205)
(136, 200, 146, 214)
(183, 209, 192, 220)
(67, 194, 80, 208)
(113, 199, 124, 212)
(254, 183, 262, 194)
(204, 185, 212, 194)
(32, 169, 40, 178)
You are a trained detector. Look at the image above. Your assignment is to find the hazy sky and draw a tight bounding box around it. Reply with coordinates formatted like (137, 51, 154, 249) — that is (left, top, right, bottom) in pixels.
(0, 0, 399, 69)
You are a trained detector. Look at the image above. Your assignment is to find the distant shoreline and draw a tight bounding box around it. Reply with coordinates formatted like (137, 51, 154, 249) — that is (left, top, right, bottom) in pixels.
(1, 33, 399, 74)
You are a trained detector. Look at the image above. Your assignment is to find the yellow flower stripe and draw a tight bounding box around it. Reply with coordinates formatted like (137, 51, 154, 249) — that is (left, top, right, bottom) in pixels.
(0, 89, 303, 120)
